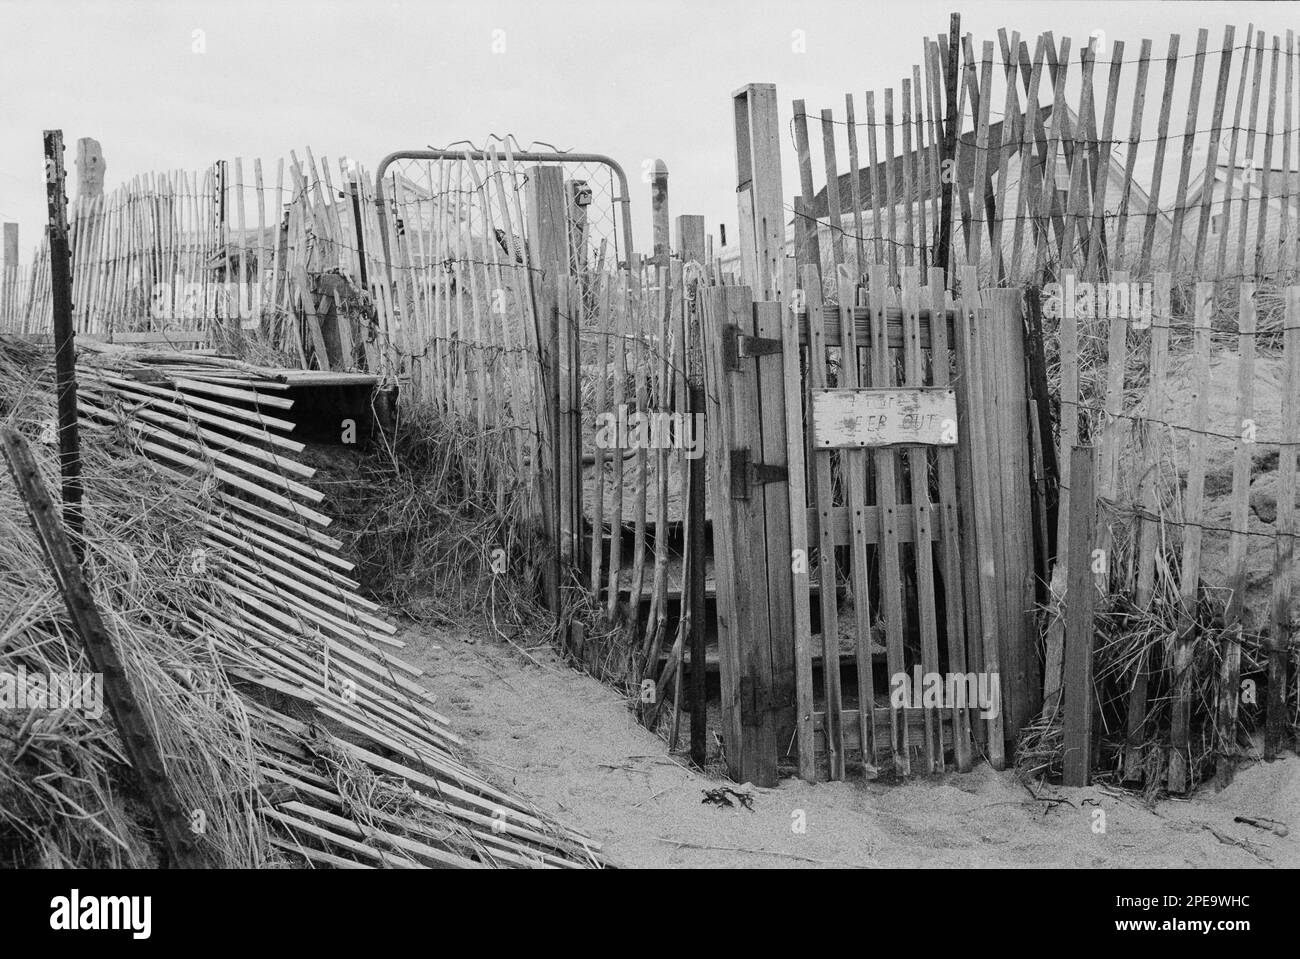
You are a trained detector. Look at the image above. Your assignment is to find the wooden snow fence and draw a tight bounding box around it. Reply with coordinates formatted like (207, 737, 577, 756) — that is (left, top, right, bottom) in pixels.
(65, 342, 605, 867)
(1046, 274, 1300, 791)
(9, 152, 390, 375)
(710, 15, 1300, 787)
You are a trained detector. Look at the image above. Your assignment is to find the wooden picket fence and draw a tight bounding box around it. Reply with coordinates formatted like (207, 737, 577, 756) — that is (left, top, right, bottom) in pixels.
(762, 21, 1300, 291)
(714, 16, 1300, 786)
(1048, 271, 1300, 791)
(7, 150, 395, 372)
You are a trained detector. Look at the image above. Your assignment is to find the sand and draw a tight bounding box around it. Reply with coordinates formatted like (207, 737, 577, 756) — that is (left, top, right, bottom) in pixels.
(1160, 349, 1298, 634)
(400, 623, 1298, 869)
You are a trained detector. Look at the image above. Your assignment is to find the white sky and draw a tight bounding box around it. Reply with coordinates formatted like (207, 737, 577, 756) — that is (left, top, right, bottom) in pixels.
(0, 0, 1292, 265)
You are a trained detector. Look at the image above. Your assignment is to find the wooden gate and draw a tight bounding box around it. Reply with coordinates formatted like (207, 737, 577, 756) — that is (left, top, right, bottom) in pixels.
(704, 260, 1039, 784)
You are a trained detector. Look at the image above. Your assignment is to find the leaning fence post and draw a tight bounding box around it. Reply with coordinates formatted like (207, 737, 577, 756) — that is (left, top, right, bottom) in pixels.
(1, 428, 209, 868)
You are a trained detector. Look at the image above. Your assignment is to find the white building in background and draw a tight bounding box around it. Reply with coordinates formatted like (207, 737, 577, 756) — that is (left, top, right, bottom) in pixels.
(1181, 162, 1300, 278)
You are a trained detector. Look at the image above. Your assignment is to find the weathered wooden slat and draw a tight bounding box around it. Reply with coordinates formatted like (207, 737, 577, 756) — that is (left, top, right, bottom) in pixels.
(1282, 31, 1294, 271)
(1191, 27, 1237, 277)
(1082, 40, 1125, 278)
(835, 265, 877, 772)
(1268, 287, 1299, 759)
(701, 285, 744, 779)
(900, 268, 943, 771)
(1097, 270, 1131, 588)
(781, 257, 817, 780)
(1009, 36, 1047, 282)
(968, 42, 994, 268)
(868, 262, 909, 774)
(1166, 29, 1209, 274)
(883, 89, 901, 282)
(901, 79, 917, 269)
(792, 99, 825, 289)
(864, 92, 887, 269)
(1215, 24, 1255, 280)
(989, 30, 1020, 281)
(1168, 282, 1214, 793)
(1113, 39, 1152, 273)
(1035, 36, 1073, 277)
(958, 266, 1005, 766)
(1044, 268, 1079, 709)
(1124, 273, 1171, 780)
(1252, 37, 1281, 279)
(1235, 31, 1267, 281)
(821, 109, 847, 268)
(755, 297, 797, 766)
(1062, 445, 1097, 787)
(605, 275, 628, 620)
(1059, 44, 1097, 271)
(1219, 282, 1256, 787)
(913, 62, 933, 272)
(1139, 35, 1180, 275)
(844, 95, 868, 275)
(804, 267, 845, 780)
(929, 267, 972, 770)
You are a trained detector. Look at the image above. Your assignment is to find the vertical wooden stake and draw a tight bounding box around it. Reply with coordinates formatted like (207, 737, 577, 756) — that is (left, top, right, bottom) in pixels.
(1062, 445, 1097, 787)
(651, 161, 670, 266)
(1268, 287, 1299, 759)
(688, 366, 707, 766)
(42, 130, 83, 551)
(938, 14, 960, 282)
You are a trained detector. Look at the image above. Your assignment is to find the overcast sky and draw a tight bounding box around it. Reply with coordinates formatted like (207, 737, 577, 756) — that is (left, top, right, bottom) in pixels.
(0, 0, 1291, 266)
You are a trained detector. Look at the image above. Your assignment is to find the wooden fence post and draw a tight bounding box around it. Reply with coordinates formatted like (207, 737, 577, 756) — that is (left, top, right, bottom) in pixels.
(733, 83, 786, 300)
(525, 165, 568, 612)
(675, 215, 705, 265)
(3, 222, 18, 333)
(43, 130, 83, 551)
(1, 428, 209, 868)
(1062, 445, 1097, 787)
(938, 14, 961, 282)
(1220, 282, 1255, 786)
(651, 161, 670, 265)
(702, 284, 793, 786)
(1268, 287, 1299, 759)
(982, 286, 1039, 737)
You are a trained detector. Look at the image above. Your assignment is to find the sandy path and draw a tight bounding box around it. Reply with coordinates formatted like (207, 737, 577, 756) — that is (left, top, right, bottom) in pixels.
(400, 624, 1297, 869)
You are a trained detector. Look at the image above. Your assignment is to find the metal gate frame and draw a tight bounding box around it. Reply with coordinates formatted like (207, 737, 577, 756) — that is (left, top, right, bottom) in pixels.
(370, 146, 635, 613)
(373, 147, 635, 282)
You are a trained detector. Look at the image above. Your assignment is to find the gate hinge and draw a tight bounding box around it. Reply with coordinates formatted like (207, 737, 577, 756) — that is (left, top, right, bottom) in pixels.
(730, 447, 787, 499)
(722, 324, 782, 371)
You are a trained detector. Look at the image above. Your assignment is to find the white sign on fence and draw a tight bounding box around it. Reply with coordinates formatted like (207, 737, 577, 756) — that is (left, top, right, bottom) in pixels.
(810, 387, 958, 448)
